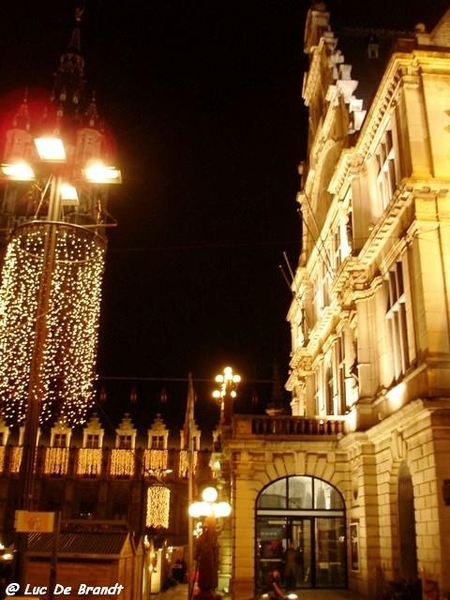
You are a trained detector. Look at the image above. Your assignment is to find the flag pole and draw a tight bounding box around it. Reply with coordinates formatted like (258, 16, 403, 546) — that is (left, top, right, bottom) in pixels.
(186, 373, 195, 600)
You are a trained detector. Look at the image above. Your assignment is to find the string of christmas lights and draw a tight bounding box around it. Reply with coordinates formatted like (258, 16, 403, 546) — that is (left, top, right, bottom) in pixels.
(0, 222, 106, 427)
(44, 446, 69, 475)
(77, 447, 103, 476)
(178, 450, 198, 478)
(146, 485, 170, 529)
(110, 448, 135, 477)
(144, 449, 169, 473)
(10, 447, 22, 473)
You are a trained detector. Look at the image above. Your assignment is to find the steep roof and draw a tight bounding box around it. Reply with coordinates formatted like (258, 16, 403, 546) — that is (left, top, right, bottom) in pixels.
(27, 531, 131, 558)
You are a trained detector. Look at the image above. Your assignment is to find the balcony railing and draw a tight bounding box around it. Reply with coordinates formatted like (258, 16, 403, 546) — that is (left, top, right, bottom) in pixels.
(233, 414, 346, 438)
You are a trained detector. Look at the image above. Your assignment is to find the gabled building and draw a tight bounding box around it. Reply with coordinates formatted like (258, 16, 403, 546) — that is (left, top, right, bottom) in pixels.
(0, 409, 211, 595)
(227, 4, 450, 599)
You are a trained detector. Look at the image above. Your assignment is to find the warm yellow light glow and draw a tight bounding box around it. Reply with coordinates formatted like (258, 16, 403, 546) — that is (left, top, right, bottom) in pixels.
(2, 552, 13, 561)
(146, 485, 170, 529)
(188, 491, 231, 519)
(44, 447, 69, 475)
(213, 366, 241, 400)
(144, 449, 169, 473)
(188, 501, 212, 518)
(60, 183, 79, 203)
(202, 487, 218, 503)
(10, 447, 23, 473)
(224, 366, 241, 383)
(34, 137, 67, 161)
(84, 162, 122, 184)
(1, 162, 35, 181)
(110, 449, 135, 477)
(216, 501, 232, 518)
(179, 450, 198, 478)
(0, 223, 106, 426)
(77, 448, 102, 476)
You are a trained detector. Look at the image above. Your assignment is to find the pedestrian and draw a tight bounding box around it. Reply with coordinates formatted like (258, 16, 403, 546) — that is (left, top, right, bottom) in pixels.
(269, 569, 287, 600)
(283, 541, 297, 589)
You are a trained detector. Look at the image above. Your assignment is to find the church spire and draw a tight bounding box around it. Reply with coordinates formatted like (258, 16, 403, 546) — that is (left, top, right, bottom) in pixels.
(51, 4, 87, 127)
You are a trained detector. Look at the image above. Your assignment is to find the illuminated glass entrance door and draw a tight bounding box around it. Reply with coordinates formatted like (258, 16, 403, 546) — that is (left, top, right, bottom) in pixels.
(255, 517, 312, 590)
(255, 476, 346, 591)
(315, 517, 346, 587)
(284, 518, 312, 588)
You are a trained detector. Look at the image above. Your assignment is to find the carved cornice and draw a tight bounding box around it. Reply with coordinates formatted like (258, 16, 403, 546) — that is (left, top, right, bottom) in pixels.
(303, 38, 326, 107)
(355, 56, 404, 159)
(358, 184, 414, 266)
(351, 275, 385, 301)
(289, 349, 313, 374)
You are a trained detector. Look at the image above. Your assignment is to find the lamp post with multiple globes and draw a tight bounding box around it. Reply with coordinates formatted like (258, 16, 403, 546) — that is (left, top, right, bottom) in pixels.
(209, 367, 240, 598)
(212, 366, 241, 428)
(188, 487, 231, 600)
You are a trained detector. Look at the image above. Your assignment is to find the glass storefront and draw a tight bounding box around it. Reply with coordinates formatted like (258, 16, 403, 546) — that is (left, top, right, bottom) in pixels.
(255, 476, 346, 591)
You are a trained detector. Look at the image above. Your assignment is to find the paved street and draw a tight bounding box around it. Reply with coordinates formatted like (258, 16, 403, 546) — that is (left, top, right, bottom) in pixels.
(154, 583, 367, 600)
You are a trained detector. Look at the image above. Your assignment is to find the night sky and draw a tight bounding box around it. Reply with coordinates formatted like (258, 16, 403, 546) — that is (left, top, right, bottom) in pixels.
(0, 1, 448, 430)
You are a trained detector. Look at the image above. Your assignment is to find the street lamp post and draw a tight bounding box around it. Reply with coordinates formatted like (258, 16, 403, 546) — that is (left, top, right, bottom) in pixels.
(210, 367, 240, 596)
(1, 136, 121, 586)
(188, 487, 231, 600)
(212, 366, 241, 428)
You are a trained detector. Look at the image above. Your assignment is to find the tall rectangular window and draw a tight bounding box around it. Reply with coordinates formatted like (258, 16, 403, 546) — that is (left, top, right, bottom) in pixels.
(336, 334, 347, 414)
(376, 129, 398, 210)
(386, 261, 410, 379)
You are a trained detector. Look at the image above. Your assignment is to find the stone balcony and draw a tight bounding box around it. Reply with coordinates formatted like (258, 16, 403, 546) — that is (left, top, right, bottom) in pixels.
(232, 414, 347, 439)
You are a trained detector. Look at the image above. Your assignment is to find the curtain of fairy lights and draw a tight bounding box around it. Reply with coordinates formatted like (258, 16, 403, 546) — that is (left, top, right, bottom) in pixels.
(146, 485, 170, 529)
(0, 222, 105, 426)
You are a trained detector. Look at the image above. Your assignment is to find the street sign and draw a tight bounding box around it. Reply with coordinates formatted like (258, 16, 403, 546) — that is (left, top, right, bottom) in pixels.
(14, 510, 55, 533)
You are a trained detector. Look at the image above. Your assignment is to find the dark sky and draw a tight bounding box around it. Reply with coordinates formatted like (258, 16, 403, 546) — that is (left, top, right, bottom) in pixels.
(0, 0, 448, 427)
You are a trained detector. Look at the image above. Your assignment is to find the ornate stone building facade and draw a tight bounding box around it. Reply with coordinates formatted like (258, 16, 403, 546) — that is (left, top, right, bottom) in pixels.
(226, 4, 450, 599)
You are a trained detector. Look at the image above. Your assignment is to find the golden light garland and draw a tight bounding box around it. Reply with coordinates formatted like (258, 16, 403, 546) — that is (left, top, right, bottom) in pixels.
(44, 447, 69, 475)
(146, 485, 170, 529)
(77, 447, 102, 476)
(144, 449, 169, 473)
(10, 447, 23, 473)
(0, 222, 105, 426)
(110, 449, 135, 477)
(178, 450, 198, 478)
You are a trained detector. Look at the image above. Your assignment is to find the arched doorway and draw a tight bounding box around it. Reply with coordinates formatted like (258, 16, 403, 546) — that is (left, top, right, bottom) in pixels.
(397, 462, 418, 580)
(255, 475, 346, 591)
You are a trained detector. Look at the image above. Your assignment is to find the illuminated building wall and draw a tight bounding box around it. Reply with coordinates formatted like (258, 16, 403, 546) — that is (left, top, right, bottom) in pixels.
(0, 413, 210, 546)
(227, 6, 450, 600)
